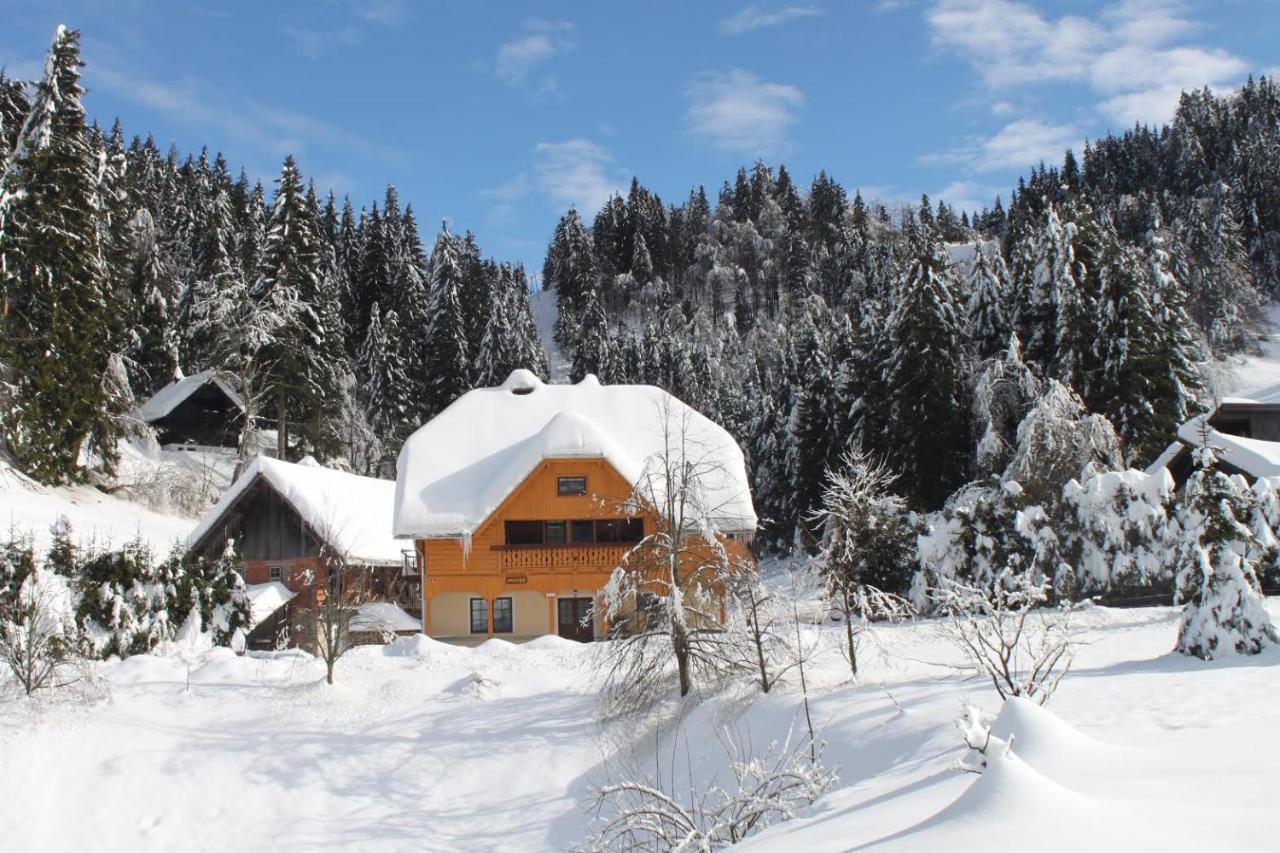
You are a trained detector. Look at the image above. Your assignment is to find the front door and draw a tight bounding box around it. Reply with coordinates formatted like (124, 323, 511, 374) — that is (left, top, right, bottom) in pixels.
(557, 597, 595, 643)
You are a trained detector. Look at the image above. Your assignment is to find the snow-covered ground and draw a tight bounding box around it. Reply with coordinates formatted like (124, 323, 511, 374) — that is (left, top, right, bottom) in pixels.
(1210, 304, 1280, 395)
(2, 603, 1276, 852)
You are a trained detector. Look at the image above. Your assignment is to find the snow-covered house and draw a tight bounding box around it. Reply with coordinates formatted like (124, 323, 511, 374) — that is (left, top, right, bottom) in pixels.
(1150, 383, 1280, 485)
(140, 369, 245, 448)
(394, 370, 756, 642)
(188, 456, 419, 650)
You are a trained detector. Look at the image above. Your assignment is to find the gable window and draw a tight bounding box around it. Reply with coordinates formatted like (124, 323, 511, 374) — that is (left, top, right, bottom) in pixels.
(545, 521, 567, 545)
(493, 597, 513, 633)
(504, 520, 543, 546)
(571, 520, 595, 544)
(269, 565, 283, 582)
(470, 598, 489, 634)
(557, 476, 587, 496)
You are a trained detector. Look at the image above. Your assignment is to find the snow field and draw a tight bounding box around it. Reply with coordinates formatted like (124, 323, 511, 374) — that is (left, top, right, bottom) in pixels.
(2, 601, 1277, 851)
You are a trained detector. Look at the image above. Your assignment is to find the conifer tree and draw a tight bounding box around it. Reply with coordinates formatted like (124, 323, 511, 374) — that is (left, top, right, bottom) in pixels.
(0, 28, 125, 483)
(422, 223, 471, 419)
(877, 221, 970, 510)
(965, 241, 1012, 359)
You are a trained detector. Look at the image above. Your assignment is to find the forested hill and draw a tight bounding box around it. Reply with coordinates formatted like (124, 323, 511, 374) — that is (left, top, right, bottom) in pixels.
(3, 27, 1280, 553)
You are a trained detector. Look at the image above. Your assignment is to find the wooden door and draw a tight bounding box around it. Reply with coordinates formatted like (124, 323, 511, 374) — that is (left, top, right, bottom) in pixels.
(557, 597, 594, 643)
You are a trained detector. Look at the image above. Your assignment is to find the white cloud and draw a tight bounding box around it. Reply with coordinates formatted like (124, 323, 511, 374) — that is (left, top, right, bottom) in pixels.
(532, 139, 624, 213)
(495, 21, 575, 88)
(685, 69, 805, 158)
(925, 117, 1081, 172)
(926, 0, 1248, 127)
(933, 179, 1002, 213)
(281, 26, 360, 60)
(719, 5, 825, 35)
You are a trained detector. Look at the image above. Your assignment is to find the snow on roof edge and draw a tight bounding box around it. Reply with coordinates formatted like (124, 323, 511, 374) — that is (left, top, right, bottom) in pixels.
(140, 369, 246, 423)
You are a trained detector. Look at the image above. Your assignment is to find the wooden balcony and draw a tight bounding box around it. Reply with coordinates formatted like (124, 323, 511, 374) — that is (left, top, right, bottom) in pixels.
(494, 543, 630, 573)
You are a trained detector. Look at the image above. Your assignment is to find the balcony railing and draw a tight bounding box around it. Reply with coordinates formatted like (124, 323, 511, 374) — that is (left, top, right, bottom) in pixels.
(495, 543, 630, 572)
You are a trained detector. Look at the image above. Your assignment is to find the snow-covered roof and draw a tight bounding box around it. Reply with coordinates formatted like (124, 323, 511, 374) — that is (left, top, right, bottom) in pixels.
(188, 456, 405, 566)
(393, 370, 757, 539)
(1220, 381, 1280, 407)
(245, 581, 295, 628)
(350, 602, 421, 634)
(140, 369, 245, 423)
(1175, 416, 1280, 478)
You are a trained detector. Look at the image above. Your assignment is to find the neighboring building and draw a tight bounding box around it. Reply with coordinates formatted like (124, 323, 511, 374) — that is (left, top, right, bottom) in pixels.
(188, 456, 419, 650)
(393, 370, 757, 643)
(1150, 383, 1280, 485)
(141, 369, 245, 448)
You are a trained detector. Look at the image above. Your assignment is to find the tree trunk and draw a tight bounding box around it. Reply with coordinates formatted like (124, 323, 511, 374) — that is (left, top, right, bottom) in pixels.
(277, 388, 288, 460)
(843, 587, 858, 678)
(674, 625, 691, 697)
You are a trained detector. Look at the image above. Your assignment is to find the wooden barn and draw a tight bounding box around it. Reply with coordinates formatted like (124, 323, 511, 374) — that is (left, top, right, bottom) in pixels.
(141, 370, 245, 448)
(393, 370, 757, 643)
(187, 456, 420, 651)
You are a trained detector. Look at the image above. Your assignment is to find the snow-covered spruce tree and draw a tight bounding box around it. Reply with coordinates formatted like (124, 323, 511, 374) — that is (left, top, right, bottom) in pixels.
(421, 222, 472, 421)
(1010, 202, 1077, 366)
(544, 208, 599, 350)
(809, 450, 914, 678)
(1172, 446, 1278, 659)
(970, 333, 1041, 479)
(0, 27, 126, 483)
(123, 208, 180, 396)
(1175, 182, 1262, 355)
(875, 219, 969, 510)
(76, 536, 174, 657)
(570, 284, 613, 383)
(253, 155, 326, 460)
(595, 402, 753, 712)
(965, 240, 1013, 360)
(358, 302, 410, 473)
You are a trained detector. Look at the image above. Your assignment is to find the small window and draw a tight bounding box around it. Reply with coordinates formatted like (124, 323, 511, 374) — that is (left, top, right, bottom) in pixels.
(493, 597, 513, 633)
(269, 565, 283, 582)
(545, 521, 567, 545)
(557, 476, 587, 496)
(571, 520, 595, 544)
(505, 520, 544, 546)
(470, 599, 489, 634)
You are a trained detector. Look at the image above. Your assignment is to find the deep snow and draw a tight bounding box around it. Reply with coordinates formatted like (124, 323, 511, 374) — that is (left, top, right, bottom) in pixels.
(2, 602, 1277, 852)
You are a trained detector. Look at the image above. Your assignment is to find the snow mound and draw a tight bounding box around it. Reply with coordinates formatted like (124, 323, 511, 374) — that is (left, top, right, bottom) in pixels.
(925, 747, 1091, 836)
(520, 634, 584, 651)
(383, 634, 461, 659)
(445, 671, 502, 701)
(475, 637, 518, 655)
(989, 697, 1109, 771)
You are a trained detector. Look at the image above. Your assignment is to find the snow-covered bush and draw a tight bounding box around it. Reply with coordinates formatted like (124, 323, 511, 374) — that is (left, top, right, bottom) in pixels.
(583, 731, 836, 851)
(1061, 468, 1174, 595)
(954, 701, 1006, 774)
(933, 568, 1075, 705)
(1172, 448, 1278, 659)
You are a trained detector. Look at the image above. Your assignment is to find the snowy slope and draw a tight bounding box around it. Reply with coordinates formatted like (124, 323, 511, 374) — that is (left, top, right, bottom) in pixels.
(528, 286, 570, 382)
(2, 603, 1278, 852)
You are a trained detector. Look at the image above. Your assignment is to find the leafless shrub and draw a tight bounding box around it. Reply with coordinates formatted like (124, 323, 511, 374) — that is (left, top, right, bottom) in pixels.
(0, 567, 81, 696)
(932, 568, 1076, 705)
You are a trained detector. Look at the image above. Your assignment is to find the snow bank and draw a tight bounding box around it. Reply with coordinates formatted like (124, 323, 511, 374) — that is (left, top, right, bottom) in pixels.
(393, 371, 756, 538)
(350, 602, 421, 633)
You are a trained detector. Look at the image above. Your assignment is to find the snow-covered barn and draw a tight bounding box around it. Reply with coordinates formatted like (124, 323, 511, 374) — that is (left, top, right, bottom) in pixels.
(188, 456, 419, 650)
(1150, 382, 1280, 485)
(393, 370, 756, 642)
(140, 369, 245, 448)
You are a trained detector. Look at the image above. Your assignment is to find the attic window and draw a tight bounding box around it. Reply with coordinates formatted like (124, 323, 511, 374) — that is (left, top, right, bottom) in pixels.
(511, 386, 534, 396)
(557, 476, 587, 496)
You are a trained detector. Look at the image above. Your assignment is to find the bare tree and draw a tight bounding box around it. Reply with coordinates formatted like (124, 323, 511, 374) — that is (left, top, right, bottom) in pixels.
(595, 400, 755, 712)
(295, 544, 376, 685)
(933, 567, 1076, 705)
(0, 567, 81, 696)
(582, 728, 836, 852)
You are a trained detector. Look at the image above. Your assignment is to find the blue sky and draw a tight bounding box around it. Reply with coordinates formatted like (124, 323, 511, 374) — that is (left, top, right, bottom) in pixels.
(2, 1, 1276, 276)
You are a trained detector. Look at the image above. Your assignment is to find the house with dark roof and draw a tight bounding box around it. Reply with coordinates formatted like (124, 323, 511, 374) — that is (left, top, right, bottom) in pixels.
(140, 370, 245, 448)
(1149, 382, 1280, 486)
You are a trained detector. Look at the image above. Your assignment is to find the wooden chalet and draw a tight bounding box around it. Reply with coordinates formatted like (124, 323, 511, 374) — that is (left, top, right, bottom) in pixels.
(141, 370, 245, 448)
(188, 456, 419, 650)
(393, 370, 757, 643)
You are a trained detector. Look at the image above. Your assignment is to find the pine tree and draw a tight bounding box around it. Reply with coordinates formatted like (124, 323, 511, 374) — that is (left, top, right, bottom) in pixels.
(422, 223, 471, 419)
(965, 241, 1012, 359)
(1173, 445, 1278, 659)
(877, 222, 970, 510)
(0, 28, 125, 483)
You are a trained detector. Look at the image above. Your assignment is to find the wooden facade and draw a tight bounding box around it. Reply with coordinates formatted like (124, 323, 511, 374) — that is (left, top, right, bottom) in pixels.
(415, 457, 752, 642)
(149, 381, 243, 447)
(190, 476, 419, 648)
